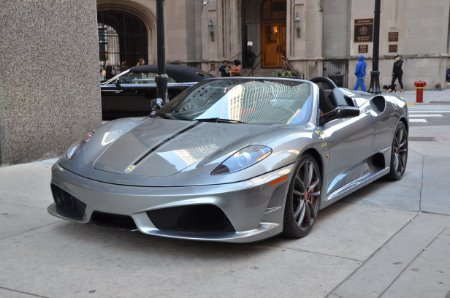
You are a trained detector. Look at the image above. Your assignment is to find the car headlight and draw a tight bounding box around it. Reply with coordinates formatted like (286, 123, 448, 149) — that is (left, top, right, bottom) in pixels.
(66, 131, 95, 160)
(211, 145, 272, 175)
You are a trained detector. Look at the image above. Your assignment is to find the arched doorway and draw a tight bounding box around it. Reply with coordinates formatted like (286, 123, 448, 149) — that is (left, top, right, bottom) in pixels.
(97, 10, 148, 69)
(242, 0, 286, 69)
(261, 0, 286, 68)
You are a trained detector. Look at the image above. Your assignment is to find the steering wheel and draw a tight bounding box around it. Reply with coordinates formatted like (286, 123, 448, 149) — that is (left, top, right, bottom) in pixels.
(310, 76, 337, 90)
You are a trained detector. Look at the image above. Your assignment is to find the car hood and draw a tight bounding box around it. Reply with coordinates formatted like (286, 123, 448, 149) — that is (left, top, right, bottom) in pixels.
(93, 118, 270, 177)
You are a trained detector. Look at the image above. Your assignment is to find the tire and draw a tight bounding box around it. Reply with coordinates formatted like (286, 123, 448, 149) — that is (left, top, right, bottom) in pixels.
(282, 154, 322, 238)
(385, 121, 408, 181)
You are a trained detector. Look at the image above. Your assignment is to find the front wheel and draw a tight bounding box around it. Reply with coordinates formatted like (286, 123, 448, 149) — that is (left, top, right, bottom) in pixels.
(385, 121, 408, 181)
(282, 154, 322, 238)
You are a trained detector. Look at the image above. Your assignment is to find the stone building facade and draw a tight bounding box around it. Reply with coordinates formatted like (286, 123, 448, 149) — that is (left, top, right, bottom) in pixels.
(0, 0, 101, 165)
(98, 0, 450, 89)
(1, 0, 449, 165)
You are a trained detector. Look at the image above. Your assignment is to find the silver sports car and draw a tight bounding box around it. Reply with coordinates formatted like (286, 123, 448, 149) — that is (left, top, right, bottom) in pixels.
(48, 77, 408, 243)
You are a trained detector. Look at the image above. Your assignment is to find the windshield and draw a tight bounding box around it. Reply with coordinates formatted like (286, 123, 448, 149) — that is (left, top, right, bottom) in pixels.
(157, 78, 313, 125)
(114, 72, 175, 84)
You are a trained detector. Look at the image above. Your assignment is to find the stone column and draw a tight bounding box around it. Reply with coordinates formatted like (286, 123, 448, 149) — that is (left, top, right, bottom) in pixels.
(0, 0, 101, 165)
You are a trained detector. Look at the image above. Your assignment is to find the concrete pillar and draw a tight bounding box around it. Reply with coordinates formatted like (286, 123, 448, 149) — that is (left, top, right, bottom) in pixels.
(0, 0, 101, 165)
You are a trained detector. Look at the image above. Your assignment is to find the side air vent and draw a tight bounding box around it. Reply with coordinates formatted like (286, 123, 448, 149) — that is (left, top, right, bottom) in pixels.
(370, 96, 386, 113)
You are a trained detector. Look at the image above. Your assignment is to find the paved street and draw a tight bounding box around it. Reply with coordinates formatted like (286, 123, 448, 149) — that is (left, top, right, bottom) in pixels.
(1, 90, 450, 298)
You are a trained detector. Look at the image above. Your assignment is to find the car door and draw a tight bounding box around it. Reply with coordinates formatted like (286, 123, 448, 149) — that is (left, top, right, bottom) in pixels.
(101, 83, 151, 118)
(321, 108, 375, 197)
(101, 71, 161, 120)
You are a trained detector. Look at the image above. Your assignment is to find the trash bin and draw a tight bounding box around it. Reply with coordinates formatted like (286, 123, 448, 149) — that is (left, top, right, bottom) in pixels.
(446, 68, 450, 82)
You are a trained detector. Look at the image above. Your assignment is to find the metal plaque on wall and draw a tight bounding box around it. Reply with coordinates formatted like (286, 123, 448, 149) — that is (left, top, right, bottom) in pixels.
(358, 44, 368, 53)
(388, 32, 399, 42)
(354, 19, 373, 43)
(389, 44, 398, 53)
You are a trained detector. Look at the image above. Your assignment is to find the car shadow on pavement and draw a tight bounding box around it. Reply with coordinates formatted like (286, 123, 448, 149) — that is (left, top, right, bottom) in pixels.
(47, 171, 418, 258)
(51, 221, 274, 258)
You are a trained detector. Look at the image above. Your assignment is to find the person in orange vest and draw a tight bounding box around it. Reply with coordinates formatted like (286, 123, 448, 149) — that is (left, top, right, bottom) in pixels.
(230, 59, 242, 76)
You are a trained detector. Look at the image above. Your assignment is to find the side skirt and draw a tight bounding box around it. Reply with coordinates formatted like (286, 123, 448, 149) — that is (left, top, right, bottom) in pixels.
(319, 167, 390, 209)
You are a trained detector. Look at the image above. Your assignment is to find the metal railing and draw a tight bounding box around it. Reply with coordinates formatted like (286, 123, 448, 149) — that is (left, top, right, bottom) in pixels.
(245, 51, 263, 76)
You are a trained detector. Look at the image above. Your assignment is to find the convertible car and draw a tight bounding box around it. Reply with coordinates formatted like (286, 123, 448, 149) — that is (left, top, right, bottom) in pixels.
(101, 64, 212, 120)
(48, 77, 408, 243)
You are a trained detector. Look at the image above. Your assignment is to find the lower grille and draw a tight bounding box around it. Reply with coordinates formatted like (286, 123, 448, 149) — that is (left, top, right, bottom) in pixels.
(147, 205, 235, 234)
(51, 184, 86, 220)
(90, 211, 137, 230)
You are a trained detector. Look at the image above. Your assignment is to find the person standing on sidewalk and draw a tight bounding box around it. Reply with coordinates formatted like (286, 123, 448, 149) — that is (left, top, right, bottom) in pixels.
(390, 54, 404, 92)
(105, 60, 114, 80)
(230, 59, 242, 76)
(218, 60, 230, 77)
(353, 55, 367, 92)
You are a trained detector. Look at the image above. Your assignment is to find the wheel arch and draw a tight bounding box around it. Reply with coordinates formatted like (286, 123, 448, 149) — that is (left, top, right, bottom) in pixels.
(400, 117, 409, 133)
(301, 148, 323, 177)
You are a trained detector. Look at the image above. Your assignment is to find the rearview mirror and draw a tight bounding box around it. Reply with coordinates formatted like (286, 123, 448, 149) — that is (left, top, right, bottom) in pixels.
(320, 106, 360, 126)
(151, 98, 164, 111)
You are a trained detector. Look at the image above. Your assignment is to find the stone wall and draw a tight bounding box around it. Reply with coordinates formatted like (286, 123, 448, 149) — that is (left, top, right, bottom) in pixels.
(0, 0, 101, 165)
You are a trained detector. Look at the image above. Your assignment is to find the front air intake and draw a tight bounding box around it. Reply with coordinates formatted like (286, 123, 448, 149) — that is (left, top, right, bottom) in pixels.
(147, 205, 235, 234)
(51, 184, 86, 220)
(90, 211, 137, 230)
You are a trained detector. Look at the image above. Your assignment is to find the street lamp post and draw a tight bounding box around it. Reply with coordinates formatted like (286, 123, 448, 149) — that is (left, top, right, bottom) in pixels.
(368, 0, 381, 94)
(155, 0, 168, 104)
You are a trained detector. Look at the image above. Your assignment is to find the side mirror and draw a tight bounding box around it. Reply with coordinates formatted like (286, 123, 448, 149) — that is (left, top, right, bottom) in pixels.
(320, 106, 360, 126)
(151, 98, 164, 111)
(115, 79, 122, 88)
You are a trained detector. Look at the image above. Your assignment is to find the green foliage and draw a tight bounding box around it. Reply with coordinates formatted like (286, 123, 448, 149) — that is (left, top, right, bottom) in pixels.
(274, 69, 302, 78)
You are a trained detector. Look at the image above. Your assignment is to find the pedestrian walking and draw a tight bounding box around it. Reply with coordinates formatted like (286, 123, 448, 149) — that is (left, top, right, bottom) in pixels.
(390, 54, 404, 92)
(105, 60, 114, 80)
(353, 55, 367, 92)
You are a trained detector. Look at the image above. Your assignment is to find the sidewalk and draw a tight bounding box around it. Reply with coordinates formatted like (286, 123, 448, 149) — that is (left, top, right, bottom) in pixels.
(1, 99, 450, 297)
(384, 88, 450, 104)
(1, 141, 450, 297)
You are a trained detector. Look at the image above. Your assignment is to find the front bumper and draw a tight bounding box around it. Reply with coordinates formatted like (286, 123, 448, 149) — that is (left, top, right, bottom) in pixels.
(48, 163, 294, 243)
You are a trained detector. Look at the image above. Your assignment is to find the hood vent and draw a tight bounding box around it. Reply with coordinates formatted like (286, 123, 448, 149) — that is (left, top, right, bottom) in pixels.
(126, 121, 202, 173)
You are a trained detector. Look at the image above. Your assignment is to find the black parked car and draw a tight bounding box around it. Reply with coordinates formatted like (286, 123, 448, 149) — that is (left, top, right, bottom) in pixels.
(101, 64, 213, 120)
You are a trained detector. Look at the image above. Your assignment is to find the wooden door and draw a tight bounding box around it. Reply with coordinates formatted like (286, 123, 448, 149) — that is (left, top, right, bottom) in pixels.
(262, 23, 286, 68)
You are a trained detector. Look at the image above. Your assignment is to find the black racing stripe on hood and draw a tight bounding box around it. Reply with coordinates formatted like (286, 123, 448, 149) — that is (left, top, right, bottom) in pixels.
(131, 121, 202, 167)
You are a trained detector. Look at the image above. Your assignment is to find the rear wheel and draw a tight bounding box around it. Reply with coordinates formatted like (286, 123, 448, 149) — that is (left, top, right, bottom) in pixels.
(386, 122, 408, 181)
(282, 154, 322, 238)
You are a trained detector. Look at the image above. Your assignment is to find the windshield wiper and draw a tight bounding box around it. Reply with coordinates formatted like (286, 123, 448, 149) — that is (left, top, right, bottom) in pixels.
(152, 112, 175, 119)
(195, 118, 246, 124)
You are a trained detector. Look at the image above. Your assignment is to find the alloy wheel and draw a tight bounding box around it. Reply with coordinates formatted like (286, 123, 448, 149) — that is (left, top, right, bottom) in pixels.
(291, 157, 321, 231)
(386, 122, 408, 181)
(392, 123, 408, 177)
